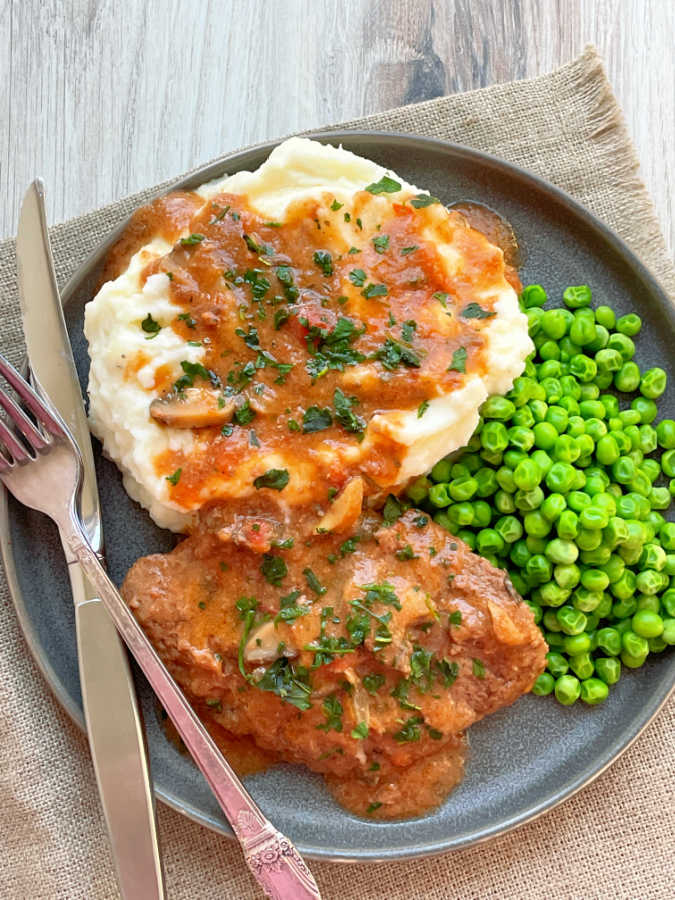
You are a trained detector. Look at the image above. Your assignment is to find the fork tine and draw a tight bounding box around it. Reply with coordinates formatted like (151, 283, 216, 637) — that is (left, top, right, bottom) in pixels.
(0, 386, 50, 451)
(0, 415, 30, 464)
(0, 354, 64, 437)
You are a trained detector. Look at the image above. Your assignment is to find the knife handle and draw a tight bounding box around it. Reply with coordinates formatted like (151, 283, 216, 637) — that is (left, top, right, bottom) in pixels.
(73, 573, 165, 900)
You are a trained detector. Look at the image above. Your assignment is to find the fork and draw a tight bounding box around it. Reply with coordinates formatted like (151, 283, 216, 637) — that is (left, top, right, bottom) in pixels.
(0, 354, 322, 900)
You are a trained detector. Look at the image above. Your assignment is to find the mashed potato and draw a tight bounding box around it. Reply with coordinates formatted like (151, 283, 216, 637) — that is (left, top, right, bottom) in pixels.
(85, 138, 532, 531)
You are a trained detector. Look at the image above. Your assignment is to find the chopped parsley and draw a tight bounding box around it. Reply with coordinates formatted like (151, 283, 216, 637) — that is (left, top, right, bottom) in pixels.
(373, 337, 421, 370)
(256, 658, 312, 711)
(165, 468, 182, 486)
(141, 313, 161, 335)
(179, 233, 204, 246)
(333, 387, 365, 434)
(448, 346, 468, 372)
(417, 400, 429, 418)
(348, 268, 367, 287)
(366, 801, 382, 814)
(400, 319, 417, 342)
(362, 673, 385, 695)
(395, 544, 417, 561)
(339, 536, 360, 556)
(313, 250, 333, 277)
(173, 360, 221, 392)
(243, 233, 267, 254)
(316, 695, 343, 732)
(382, 494, 405, 525)
(302, 405, 333, 433)
(391, 678, 421, 711)
(472, 658, 486, 679)
(410, 194, 440, 208)
(330, 199, 343, 212)
(274, 590, 308, 625)
(365, 175, 401, 194)
(361, 283, 388, 299)
(233, 400, 256, 425)
(372, 234, 390, 254)
(448, 611, 462, 626)
(348, 246, 360, 254)
(461, 302, 496, 319)
(393, 716, 424, 742)
(433, 291, 449, 308)
(303, 567, 327, 596)
(177, 312, 197, 328)
(401, 245, 419, 256)
(304, 316, 365, 380)
(260, 554, 287, 586)
(351, 722, 369, 740)
(413, 514, 429, 528)
(253, 468, 289, 491)
(436, 658, 459, 687)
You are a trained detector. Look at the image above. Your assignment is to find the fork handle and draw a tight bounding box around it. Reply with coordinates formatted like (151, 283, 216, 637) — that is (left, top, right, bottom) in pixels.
(59, 512, 322, 900)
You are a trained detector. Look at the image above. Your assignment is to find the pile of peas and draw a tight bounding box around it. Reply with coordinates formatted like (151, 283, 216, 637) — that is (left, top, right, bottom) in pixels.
(407, 284, 674, 706)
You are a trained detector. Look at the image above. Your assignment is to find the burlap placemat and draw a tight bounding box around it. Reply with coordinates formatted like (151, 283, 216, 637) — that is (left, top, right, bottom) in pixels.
(0, 46, 673, 899)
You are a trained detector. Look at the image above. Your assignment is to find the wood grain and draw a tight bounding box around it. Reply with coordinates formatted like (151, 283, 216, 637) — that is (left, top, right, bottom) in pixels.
(1, 0, 672, 253)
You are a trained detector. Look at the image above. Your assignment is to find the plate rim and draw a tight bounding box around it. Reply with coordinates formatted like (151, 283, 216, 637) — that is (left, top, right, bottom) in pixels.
(1, 129, 673, 862)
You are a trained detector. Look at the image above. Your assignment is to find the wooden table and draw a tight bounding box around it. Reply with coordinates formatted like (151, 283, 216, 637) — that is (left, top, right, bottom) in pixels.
(1, 0, 672, 254)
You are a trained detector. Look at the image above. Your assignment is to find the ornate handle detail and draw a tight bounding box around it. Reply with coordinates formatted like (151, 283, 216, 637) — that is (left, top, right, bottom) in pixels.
(237, 811, 322, 900)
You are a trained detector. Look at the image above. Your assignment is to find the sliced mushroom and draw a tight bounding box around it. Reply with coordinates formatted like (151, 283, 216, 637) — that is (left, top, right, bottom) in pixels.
(316, 476, 364, 534)
(244, 621, 297, 664)
(150, 387, 234, 428)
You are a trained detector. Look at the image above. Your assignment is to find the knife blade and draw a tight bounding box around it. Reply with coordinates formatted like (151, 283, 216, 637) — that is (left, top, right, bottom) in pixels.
(17, 180, 165, 900)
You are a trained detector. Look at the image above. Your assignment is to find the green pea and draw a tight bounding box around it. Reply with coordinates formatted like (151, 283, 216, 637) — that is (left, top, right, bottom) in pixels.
(514, 487, 545, 511)
(569, 354, 597, 382)
(511, 406, 535, 429)
(664, 556, 675, 578)
(545, 538, 579, 565)
(557, 509, 579, 540)
(429, 483, 452, 507)
(581, 568, 610, 592)
(569, 311, 597, 347)
(556, 605, 587, 635)
(476, 528, 504, 554)
(649, 486, 671, 509)
(406, 476, 431, 504)
(472, 500, 492, 527)
(525, 553, 552, 584)
(448, 476, 478, 501)
(540, 582, 570, 607)
(607, 332, 635, 360)
(622, 629, 649, 658)
(457, 529, 476, 550)
(546, 651, 569, 677)
(596, 626, 622, 656)
(540, 308, 571, 340)
(636, 569, 666, 595)
(579, 506, 610, 530)
(453, 502, 475, 526)
(640, 367, 667, 399)
(504, 449, 528, 470)
(614, 361, 641, 392)
(595, 656, 621, 685)
(631, 396, 658, 424)
(594, 305, 615, 329)
(481, 421, 509, 453)
(656, 419, 675, 449)
(566, 491, 590, 513)
(474, 468, 498, 498)
(533, 422, 558, 450)
(520, 284, 548, 308)
(461, 453, 482, 473)
(572, 586, 603, 612)
(611, 457, 636, 484)
(545, 461, 576, 493)
(578, 677, 608, 705)
(507, 425, 535, 452)
(526, 307, 544, 335)
(610, 569, 637, 601)
(538, 340, 560, 362)
(524, 511, 551, 538)
(631, 609, 663, 638)
(541, 377, 563, 403)
(532, 672, 555, 695)
(569, 652, 594, 679)
(555, 674, 581, 705)
(566, 415, 586, 437)
(595, 434, 620, 466)
(581, 545, 612, 567)
(510, 572, 528, 596)
(586, 325, 610, 353)
(610, 430, 632, 455)
(563, 285, 592, 309)
(481, 396, 516, 421)
(604, 554, 625, 584)
(559, 376, 582, 400)
(509, 539, 531, 568)
(595, 347, 623, 373)
(528, 399, 548, 424)
(616, 313, 641, 336)
(538, 359, 563, 379)
(638, 424, 657, 454)
(494, 515, 523, 544)
(430, 457, 452, 483)
(433, 510, 452, 530)
(554, 563, 581, 590)
(662, 451, 675, 478)
(494, 490, 516, 514)
(579, 399, 606, 419)
(648, 636, 667, 653)
(663, 618, 675, 645)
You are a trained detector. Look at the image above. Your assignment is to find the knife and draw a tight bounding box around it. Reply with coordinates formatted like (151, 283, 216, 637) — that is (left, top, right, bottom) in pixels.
(17, 180, 165, 900)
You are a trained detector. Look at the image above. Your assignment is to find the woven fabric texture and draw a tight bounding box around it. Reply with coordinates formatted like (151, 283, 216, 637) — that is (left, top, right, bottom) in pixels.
(0, 46, 673, 899)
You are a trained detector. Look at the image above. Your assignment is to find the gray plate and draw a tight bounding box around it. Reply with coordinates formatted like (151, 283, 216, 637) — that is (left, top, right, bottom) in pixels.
(1, 132, 674, 862)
